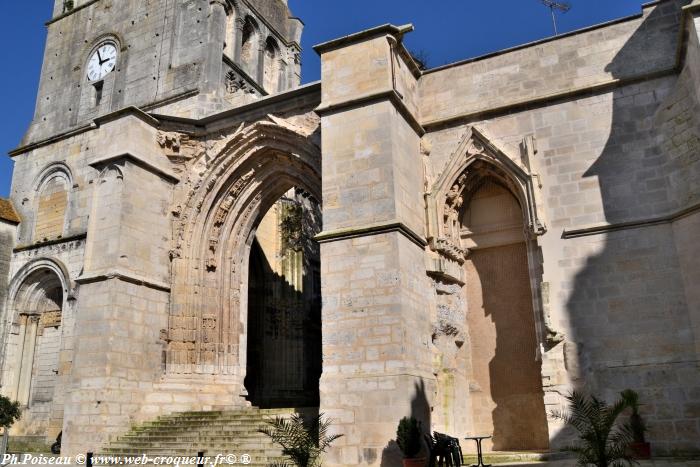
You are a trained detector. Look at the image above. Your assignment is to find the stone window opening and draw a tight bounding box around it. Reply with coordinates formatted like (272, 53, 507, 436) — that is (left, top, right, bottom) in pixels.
(32, 166, 72, 244)
(263, 37, 281, 94)
(93, 80, 104, 107)
(245, 187, 322, 408)
(223, 2, 240, 60)
(240, 16, 260, 80)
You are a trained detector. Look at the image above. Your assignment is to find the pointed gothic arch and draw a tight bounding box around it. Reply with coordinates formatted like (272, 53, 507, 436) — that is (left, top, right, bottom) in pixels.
(426, 127, 562, 449)
(426, 127, 546, 258)
(166, 120, 321, 403)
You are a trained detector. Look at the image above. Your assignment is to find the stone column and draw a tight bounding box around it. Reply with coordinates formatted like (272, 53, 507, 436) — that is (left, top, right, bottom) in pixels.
(314, 25, 434, 467)
(17, 315, 39, 406)
(7, 315, 29, 401)
(203, 0, 228, 95)
(233, 18, 244, 64)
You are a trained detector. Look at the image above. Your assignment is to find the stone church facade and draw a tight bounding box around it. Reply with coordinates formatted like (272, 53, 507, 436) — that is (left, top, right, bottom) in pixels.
(1, 0, 700, 464)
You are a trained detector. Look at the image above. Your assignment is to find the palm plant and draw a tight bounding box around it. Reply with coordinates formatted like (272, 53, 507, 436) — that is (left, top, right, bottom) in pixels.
(550, 391, 637, 467)
(259, 413, 343, 467)
(620, 390, 646, 444)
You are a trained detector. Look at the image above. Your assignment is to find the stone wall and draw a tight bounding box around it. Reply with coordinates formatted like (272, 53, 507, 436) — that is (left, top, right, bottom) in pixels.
(28, 0, 304, 146)
(418, 0, 700, 455)
(0, 219, 17, 388)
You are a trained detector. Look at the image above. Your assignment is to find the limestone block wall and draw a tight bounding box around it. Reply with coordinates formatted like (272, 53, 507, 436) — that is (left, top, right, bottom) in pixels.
(317, 26, 434, 466)
(419, 1, 682, 126)
(413, 0, 700, 454)
(0, 220, 17, 385)
(33, 0, 305, 146)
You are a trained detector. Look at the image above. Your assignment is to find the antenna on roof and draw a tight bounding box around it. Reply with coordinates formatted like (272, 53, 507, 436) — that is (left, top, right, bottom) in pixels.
(541, 0, 571, 36)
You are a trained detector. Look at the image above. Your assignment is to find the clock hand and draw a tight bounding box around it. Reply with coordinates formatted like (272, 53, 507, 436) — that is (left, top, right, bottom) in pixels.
(96, 49, 104, 64)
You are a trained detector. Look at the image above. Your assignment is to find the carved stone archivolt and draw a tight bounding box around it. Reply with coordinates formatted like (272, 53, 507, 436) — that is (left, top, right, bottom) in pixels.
(425, 126, 562, 353)
(425, 126, 547, 283)
(157, 131, 201, 166)
(165, 116, 321, 376)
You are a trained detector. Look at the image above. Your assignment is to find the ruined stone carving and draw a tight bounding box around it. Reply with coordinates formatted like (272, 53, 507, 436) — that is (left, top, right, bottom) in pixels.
(431, 278, 466, 356)
(158, 132, 181, 152)
(225, 70, 255, 94)
(421, 137, 434, 192)
(541, 281, 565, 349)
(266, 113, 320, 138)
(205, 170, 254, 271)
(40, 310, 62, 328)
(432, 238, 468, 265)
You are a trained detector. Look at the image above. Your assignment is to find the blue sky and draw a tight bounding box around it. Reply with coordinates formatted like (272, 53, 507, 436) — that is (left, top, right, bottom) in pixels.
(0, 0, 647, 198)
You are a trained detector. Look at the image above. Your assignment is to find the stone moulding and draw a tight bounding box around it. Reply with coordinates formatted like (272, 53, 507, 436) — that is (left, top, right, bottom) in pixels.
(425, 126, 547, 270)
(562, 201, 700, 238)
(314, 221, 427, 249)
(166, 116, 321, 378)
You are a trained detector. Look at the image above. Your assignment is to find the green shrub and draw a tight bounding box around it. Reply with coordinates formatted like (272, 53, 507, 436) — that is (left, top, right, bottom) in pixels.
(396, 416, 423, 459)
(0, 396, 21, 428)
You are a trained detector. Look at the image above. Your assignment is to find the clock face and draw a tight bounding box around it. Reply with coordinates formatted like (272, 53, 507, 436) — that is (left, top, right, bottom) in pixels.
(87, 43, 118, 82)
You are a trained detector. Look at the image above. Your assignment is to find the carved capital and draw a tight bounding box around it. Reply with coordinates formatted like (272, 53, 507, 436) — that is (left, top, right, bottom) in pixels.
(431, 237, 468, 264)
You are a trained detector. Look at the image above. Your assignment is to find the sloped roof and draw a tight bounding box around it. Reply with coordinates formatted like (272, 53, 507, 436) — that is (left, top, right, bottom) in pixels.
(0, 198, 20, 225)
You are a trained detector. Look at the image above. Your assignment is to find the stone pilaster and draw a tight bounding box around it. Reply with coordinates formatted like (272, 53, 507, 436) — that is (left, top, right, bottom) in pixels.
(62, 124, 177, 454)
(314, 25, 433, 467)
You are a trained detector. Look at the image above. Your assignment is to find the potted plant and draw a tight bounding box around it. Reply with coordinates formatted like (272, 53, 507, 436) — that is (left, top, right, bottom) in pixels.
(259, 412, 343, 467)
(550, 391, 636, 467)
(621, 389, 650, 460)
(396, 417, 425, 467)
(0, 395, 21, 456)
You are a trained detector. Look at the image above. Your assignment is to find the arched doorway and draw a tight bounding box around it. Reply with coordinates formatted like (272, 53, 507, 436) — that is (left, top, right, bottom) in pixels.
(461, 179, 549, 451)
(166, 120, 322, 408)
(3, 262, 67, 439)
(245, 188, 321, 407)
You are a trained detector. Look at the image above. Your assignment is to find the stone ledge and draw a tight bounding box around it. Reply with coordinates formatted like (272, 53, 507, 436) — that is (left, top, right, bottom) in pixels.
(562, 201, 700, 238)
(315, 221, 427, 249)
(76, 269, 170, 292)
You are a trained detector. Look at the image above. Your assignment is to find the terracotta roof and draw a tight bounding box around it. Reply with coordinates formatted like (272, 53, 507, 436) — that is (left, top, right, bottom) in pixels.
(0, 198, 21, 224)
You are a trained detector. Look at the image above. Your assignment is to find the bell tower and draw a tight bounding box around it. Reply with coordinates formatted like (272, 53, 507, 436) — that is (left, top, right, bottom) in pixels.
(24, 0, 303, 146)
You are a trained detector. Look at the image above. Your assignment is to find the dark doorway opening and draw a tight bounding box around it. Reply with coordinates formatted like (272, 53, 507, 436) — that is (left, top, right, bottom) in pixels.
(245, 189, 322, 408)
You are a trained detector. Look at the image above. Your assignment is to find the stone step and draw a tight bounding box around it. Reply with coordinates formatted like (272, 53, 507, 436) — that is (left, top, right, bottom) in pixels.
(138, 418, 280, 427)
(108, 441, 280, 450)
(100, 407, 300, 467)
(119, 432, 276, 441)
(101, 448, 285, 457)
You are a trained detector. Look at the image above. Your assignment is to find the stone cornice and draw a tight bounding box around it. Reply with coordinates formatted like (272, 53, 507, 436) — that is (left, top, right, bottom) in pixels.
(46, 0, 101, 25)
(13, 232, 87, 253)
(562, 201, 700, 239)
(421, 1, 667, 76)
(90, 152, 180, 184)
(315, 89, 424, 137)
(9, 106, 162, 158)
(316, 221, 427, 249)
(76, 270, 171, 292)
(313, 24, 414, 55)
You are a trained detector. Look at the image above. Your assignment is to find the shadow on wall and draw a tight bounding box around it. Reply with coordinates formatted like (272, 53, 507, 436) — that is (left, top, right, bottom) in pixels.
(555, 0, 700, 454)
(380, 381, 432, 467)
(471, 242, 550, 451)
